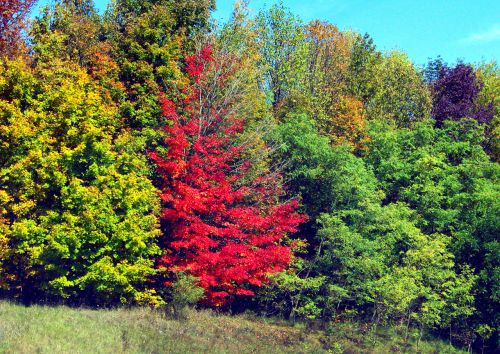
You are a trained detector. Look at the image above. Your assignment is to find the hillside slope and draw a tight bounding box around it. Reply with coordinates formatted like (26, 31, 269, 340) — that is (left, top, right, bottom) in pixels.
(0, 301, 464, 353)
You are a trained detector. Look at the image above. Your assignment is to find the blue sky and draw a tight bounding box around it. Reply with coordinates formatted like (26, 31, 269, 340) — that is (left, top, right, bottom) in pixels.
(34, 0, 500, 65)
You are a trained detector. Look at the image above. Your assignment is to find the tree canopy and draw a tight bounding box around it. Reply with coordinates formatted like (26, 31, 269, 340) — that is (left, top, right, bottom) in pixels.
(0, 1, 498, 350)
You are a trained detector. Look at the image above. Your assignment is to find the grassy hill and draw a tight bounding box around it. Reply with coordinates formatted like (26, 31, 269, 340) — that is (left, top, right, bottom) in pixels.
(0, 301, 464, 353)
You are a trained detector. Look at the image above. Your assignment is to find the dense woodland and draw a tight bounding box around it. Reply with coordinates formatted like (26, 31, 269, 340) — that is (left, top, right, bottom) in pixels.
(0, 0, 498, 351)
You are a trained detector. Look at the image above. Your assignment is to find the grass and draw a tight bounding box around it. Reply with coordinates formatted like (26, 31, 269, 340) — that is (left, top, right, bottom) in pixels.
(0, 301, 464, 353)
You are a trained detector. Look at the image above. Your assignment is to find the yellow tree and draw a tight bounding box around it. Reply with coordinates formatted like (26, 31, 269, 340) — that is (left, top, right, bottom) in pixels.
(325, 95, 367, 148)
(32, 1, 125, 104)
(0, 40, 161, 305)
(303, 21, 367, 150)
(304, 20, 350, 100)
(476, 61, 500, 160)
(368, 51, 431, 128)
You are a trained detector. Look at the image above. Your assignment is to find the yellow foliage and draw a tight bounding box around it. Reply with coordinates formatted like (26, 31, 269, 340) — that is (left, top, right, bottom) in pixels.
(325, 95, 368, 150)
(304, 20, 351, 96)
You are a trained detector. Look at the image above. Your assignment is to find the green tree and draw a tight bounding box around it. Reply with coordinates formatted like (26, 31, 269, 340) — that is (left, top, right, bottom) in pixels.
(260, 113, 378, 319)
(317, 207, 475, 333)
(347, 33, 381, 106)
(368, 51, 431, 127)
(255, 2, 308, 111)
(270, 113, 379, 224)
(102, 0, 215, 133)
(364, 119, 499, 344)
(476, 61, 500, 160)
(104, 1, 184, 131)
(112, 0, 214, 37)
(265, 113, 475, 336)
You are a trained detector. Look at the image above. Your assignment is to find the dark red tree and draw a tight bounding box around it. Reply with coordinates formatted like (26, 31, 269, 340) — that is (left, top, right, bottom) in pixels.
(150, 45, 306, 306)
(431, 63, 494, 126)
(0, 0, 37, 57)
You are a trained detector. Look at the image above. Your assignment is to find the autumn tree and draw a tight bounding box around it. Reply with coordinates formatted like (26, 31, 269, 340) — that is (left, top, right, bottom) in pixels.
(0, 35, 161, 306)
(325, 95, 367, 147)
(208, 1, 278, 186)
(476, 61, 500, 160)
(216, 1, 268, 126)
(368, 51, 431, 128)
(151, 45, 305, 306)
(0, 0, 37, 57)
(32, 1, 124, 103)
(303, 20, 367, 149)
(431, 63, 494, 126)
(304, 20, 350, 100)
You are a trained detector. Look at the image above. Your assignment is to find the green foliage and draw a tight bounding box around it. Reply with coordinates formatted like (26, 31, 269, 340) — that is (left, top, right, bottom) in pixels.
(0, 301, 465, 354)
(268, 113, 475, 337)
(368, 51, 432, 127)
(256, 253, 328, 321)
(105, 0, 184, 131)
(168, 273, 204, 318)
(0, 56, 161, 305)
(255, 2, 308, 110)
(103, 0, 213, 132)
(364, 118, 499, 341)
(476, 61, 500, 160)
(111, 0, 214, 37)
(271, 113, 379, 221)
(317, 208, 475, 329)
(347, 33, 382, 105)
(168, 0, 215, 36)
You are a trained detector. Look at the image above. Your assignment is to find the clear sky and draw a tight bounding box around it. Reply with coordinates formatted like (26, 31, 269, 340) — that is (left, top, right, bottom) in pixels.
(34, 0, 500, 66)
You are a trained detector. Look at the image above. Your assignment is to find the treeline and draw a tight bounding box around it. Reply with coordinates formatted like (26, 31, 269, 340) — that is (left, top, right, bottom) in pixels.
(0, 0, 498, 351)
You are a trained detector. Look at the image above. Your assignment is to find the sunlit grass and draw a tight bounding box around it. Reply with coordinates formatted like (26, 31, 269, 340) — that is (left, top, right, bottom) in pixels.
(0, 301, 464, 353)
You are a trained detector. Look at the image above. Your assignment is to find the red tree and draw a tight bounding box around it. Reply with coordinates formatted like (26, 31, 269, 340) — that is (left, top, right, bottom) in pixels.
(150, 45, 306, 306)
(0, 0, 36, 57)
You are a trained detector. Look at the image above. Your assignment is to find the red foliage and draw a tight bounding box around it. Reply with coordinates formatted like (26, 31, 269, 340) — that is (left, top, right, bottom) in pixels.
(151, 45, 306, 306)
(0, 0, 36, 57)
(185, 44, 213, 83)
